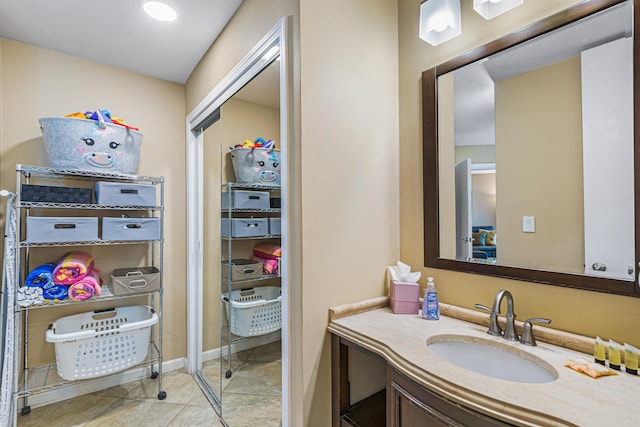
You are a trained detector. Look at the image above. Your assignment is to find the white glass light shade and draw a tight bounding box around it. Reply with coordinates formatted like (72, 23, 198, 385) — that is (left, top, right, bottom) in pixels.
(473, 0, 524, 20)
(419, 0, 462, 46)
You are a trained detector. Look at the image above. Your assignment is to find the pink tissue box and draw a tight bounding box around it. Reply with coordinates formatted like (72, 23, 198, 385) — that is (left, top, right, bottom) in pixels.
(390, 280, 419, 315)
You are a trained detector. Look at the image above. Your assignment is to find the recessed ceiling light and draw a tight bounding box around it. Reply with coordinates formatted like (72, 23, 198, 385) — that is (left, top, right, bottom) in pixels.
(143, 1, 177, 22)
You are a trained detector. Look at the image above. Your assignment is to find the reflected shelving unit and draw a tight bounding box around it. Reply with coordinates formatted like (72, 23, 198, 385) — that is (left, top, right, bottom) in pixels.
(220, 181, 282, 379)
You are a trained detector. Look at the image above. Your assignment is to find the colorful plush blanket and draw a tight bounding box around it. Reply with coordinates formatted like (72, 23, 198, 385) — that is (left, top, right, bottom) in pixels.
(251, 255, 279, 276)
(53, 251, 95, 285)
(68, 269, 102, 301)
(253, 243, 281, 260)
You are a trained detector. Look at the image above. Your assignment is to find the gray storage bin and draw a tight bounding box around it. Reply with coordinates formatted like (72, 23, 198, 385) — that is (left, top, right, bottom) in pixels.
(111, 267, 160, 295)
(95, 182, 156, 206)
(221, 218, 268, 238)
(221, 259, 263, 281)
(102, 217, 161, 241)
(269, 218, 281, 235)
(221, 190, 270, 210)
(26, 217, 98, 242)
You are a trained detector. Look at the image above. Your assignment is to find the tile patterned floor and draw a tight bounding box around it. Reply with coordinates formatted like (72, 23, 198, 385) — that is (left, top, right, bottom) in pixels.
(16, 341, 282, 426)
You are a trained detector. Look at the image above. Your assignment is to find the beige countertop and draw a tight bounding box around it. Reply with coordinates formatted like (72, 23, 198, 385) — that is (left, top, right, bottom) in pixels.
(327, 298, 639, 427)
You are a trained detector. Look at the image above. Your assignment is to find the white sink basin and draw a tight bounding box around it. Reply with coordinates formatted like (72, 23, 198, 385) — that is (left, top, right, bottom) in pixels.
(427, 334, 558, 384)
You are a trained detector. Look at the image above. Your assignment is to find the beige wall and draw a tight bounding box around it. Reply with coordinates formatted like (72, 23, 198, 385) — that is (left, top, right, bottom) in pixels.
(455, 144, 495, 164)
(0, 39, 186, 363)
(471, 173, 496, 227)
(496, 56, 583, 272)
(299, 1, 399, 425)
(186, 0, 299, 114)
(399, 0, 640, 351)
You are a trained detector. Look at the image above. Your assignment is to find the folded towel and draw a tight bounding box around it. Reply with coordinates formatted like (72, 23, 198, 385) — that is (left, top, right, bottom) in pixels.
(252, 243, 281, 260)
(251, 255, 279, 276)
(25, 263, 56, 288)
(42, 284, 69, 301)
(68, 270, 102, 301)
(17, 286, 44, 307)
(53, 251, 94, 285)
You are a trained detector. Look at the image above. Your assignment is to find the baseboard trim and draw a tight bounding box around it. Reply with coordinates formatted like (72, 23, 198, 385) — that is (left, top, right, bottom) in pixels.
(202, 331, 281, 363)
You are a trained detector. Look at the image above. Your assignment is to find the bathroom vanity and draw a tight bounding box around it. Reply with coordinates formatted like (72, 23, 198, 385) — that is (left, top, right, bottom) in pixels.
(329, 298, 640, 427)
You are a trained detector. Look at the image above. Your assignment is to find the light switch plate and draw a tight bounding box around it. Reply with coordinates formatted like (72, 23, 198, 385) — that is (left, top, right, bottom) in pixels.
(523, 216, 535, 233)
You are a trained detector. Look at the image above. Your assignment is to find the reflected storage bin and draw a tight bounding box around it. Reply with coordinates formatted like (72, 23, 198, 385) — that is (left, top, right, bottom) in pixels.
(221, 217, 268, 238)
(390, 280, 420, 315)
(221, 190, 270, 210)
(102, 217, 161, 241)
(95, 182, 156, 206)
(269, 218, 281, 235)
(221, 259, 263, 282)
(45, 305, 158, 380)
(230, 148, 281, 185)
(111, 267, 160, 295)
(26, 217, 98, 243)
(222, 286, 282, 337)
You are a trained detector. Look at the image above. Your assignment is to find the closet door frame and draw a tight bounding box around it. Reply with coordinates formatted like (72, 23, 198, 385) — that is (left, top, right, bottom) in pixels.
(185, 17, 297, 424)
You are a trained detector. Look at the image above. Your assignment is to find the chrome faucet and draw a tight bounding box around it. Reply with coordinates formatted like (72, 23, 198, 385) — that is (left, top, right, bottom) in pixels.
(474, 289, 519, 342)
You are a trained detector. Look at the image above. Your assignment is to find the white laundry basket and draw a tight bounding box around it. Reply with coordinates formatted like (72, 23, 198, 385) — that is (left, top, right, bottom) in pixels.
(45, 305, 158, 381)
(222, 287, 281, 337)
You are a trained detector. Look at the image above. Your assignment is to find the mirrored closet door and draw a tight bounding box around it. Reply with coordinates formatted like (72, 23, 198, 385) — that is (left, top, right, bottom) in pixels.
(187, 19, 290, 427)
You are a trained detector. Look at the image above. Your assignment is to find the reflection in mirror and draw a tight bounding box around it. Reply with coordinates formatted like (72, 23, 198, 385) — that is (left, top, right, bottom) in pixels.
(198, 58, 282, 424)
(424, 0, 638, 295)
(202, 119, 223, 404)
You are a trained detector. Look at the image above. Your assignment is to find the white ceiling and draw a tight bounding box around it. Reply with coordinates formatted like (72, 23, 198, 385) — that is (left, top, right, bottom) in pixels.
(0, 0, 243, 84)
(453, 1, 632, 147)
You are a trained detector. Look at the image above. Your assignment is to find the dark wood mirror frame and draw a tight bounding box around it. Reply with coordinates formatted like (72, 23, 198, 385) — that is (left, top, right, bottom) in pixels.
(422, 0, 639, 296)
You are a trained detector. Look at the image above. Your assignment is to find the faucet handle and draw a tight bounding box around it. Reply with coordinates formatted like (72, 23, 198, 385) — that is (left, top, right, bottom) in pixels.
(521, 318, 551, 346)
(474, 303, 502, 337)
(474, 303, 492, 313)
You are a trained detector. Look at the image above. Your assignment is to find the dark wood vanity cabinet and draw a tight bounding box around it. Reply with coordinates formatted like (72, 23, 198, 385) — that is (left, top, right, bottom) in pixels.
(388, 369, 513, 427)
(332, 334, 514, 427)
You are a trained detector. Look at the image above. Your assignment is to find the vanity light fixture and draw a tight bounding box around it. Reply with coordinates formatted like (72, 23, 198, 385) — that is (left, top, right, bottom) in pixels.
(143, 1, 177, 22)
(473, 0, 524, 20)
(419, 0, 462, 46)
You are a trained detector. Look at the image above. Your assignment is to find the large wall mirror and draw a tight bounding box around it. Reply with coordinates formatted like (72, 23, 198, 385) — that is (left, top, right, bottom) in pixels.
(423, 0, 639, 296)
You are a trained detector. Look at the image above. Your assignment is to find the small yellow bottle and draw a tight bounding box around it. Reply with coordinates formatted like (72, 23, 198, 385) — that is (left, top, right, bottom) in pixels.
(609, 339, 621, 371)
(624, 343, 638, 375)
(594, 336, 606, 365)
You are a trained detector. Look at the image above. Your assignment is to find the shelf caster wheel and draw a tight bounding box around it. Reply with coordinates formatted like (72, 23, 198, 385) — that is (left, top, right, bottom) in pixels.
(225, 370, 232, 379)
(21, 406, 31, 416)
(158, 391, 167, 400)
(150, 371, 159, 379)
